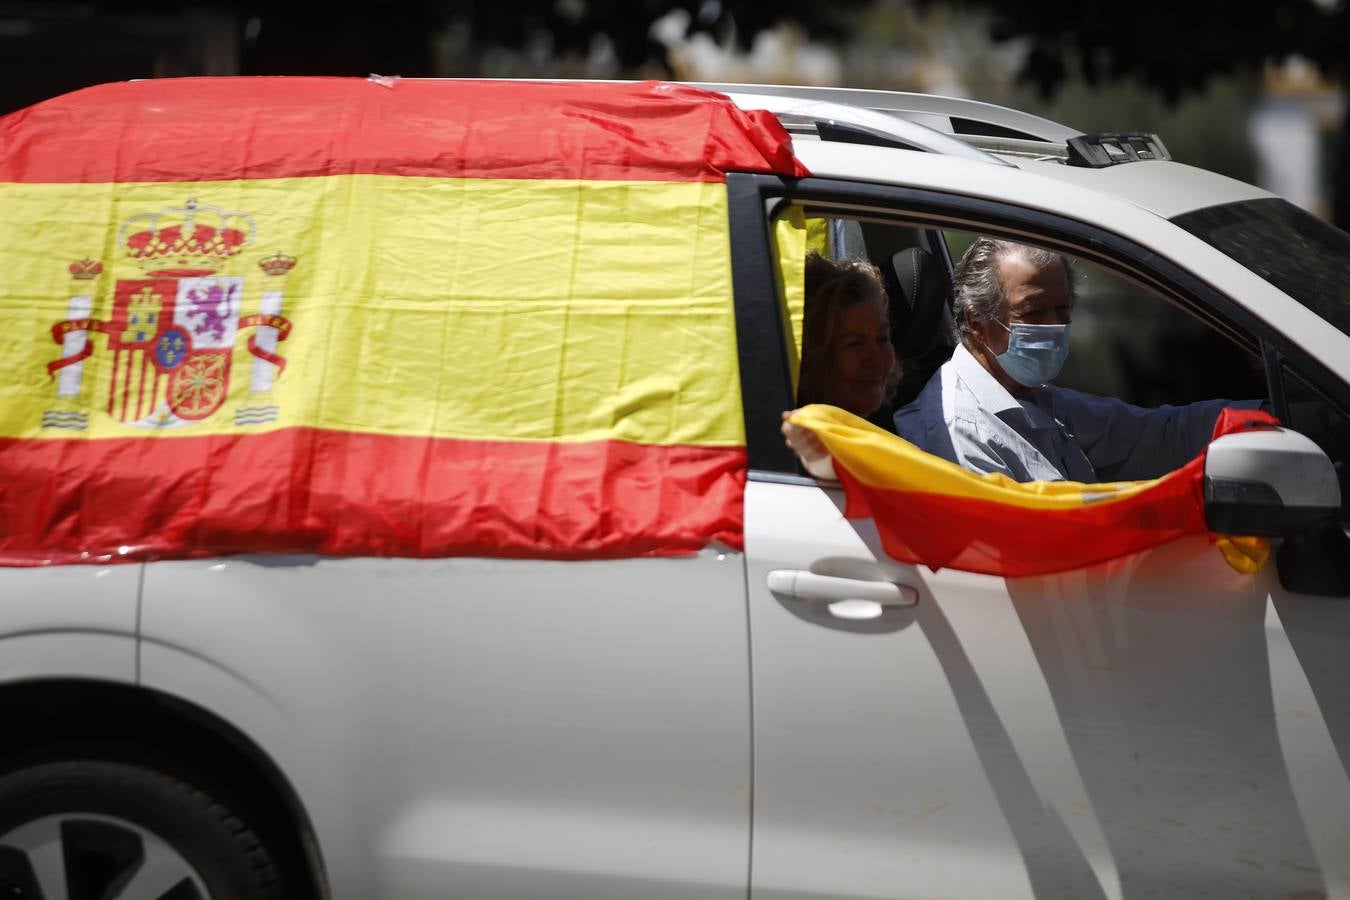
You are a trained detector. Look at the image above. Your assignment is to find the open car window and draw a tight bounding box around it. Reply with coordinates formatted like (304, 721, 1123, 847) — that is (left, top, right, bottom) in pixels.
(769, 203, 1269, 467)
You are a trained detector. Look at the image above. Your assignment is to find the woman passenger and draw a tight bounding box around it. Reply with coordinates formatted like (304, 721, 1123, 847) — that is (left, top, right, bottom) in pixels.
(784, 252, 900, 479)
(797, 252, 899, 426)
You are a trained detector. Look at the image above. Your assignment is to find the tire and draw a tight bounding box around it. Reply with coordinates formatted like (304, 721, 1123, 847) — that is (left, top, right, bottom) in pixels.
(0, 759, 284, 900)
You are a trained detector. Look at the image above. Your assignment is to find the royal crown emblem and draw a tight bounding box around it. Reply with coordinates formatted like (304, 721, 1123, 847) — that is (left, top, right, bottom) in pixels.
(259, 252, 297, 277)
(43, 199, 296, 430)
(68, 258, 103, 280)
(118, 198, 256, 277)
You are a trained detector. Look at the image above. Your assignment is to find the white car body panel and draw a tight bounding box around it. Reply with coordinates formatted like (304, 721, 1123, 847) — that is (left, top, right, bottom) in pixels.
(0, 565, 139, 682)
(745, 478, 1350, 898)
(744, 479, 1057, 899)
(1013, 156, 1273, 218)
(138, 551, 751, 899)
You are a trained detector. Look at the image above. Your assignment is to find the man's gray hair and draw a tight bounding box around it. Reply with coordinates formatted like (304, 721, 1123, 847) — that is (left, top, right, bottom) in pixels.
(950, 238, 1076, 341)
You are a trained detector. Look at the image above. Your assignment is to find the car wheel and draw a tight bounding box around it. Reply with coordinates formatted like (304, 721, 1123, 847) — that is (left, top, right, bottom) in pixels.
(0, 759, 284, 900)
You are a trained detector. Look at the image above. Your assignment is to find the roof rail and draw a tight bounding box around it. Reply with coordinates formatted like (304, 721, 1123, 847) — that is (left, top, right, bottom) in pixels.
(691, 83, 1081, 145)
(718, 91, 1013, 167)
(460, 79, 1030, 165)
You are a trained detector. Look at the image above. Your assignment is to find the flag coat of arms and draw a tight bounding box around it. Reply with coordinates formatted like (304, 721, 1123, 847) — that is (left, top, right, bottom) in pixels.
(47, 201, 294, 429)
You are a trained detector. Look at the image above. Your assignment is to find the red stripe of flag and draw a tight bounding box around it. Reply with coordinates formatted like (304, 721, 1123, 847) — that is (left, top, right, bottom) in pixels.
(0, 78, 808, 184)
(836, 458, 1206, 578)
(0, 431, 745, 564)
(831, 407, 1279, 577)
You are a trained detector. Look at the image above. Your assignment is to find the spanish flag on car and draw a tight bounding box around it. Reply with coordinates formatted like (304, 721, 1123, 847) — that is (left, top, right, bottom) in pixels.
(0, 77, 806, 564)
(788, 404, 1276, 577)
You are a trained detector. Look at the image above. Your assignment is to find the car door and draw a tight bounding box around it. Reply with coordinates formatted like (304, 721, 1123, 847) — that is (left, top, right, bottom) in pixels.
(730, 174, 1350, 899)
(139, 551, 751, 899)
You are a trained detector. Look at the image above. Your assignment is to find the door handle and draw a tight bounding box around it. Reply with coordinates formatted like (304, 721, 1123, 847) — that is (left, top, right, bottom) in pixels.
(766, 570, 918, 608)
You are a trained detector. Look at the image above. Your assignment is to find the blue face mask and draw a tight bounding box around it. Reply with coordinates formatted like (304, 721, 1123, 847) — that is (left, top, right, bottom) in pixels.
(987, 320, 1071, 387)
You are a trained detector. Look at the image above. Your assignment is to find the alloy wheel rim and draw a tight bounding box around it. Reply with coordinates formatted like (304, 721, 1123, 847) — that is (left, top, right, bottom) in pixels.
(0, 812, 211, 900)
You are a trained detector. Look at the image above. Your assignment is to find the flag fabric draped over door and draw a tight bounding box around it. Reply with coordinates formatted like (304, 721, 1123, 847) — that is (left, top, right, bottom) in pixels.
(788, 404, 1277, 577)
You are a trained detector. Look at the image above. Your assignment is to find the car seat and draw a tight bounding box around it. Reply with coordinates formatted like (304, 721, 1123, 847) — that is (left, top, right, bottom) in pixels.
(883, 246, 957, 409)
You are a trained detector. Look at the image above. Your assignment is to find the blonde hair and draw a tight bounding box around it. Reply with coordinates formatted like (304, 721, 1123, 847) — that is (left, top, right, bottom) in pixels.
(798, 252, 899, 410)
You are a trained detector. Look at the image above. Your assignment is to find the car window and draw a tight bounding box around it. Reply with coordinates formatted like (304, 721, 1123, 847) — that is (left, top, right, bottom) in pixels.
(1174, 198, 1350, 341)
(768, 203, 1269, 472)
(1280, 360, 1350, 520)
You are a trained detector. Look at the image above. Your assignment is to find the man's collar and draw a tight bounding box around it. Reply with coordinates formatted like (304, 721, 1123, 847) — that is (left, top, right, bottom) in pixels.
(951, 342, 1060, 432)
(951, 341, 1022, 415)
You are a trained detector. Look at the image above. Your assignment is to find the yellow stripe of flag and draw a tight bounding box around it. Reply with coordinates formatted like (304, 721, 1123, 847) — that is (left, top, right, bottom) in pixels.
(0, 176, 744, 446)
(791, 404, 1159, 510)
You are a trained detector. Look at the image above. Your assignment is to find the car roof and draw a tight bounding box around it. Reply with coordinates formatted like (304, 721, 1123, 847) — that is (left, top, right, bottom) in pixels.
(698, 82, 1276, 220)
(1009, 156, 1274, 220)
(788, 138, 1274, 235)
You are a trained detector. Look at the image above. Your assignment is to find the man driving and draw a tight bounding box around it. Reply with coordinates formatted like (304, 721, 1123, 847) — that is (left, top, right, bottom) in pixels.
(894, 237, 1260, 483)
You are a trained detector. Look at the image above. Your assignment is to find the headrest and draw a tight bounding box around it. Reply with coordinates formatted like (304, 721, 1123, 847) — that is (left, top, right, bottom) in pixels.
(884, 246, 951, 359)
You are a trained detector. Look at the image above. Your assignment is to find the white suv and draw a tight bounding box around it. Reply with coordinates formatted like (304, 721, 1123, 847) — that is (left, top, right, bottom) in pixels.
(2, 79, 1349, 900)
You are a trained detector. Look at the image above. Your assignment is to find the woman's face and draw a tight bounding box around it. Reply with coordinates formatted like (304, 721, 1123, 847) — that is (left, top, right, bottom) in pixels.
(827, 294, 895, 416)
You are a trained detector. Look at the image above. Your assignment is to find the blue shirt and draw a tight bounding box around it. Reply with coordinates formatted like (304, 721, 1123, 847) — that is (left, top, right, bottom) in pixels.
(894, 343, 1256, 483)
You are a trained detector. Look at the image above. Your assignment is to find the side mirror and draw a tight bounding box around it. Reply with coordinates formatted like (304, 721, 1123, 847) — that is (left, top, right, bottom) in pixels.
(1204, 427, 1340, 535)
(1204, 426, 1349, 596)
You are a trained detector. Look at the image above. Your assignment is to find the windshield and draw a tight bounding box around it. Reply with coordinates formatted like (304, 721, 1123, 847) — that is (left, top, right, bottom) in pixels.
(1172, 198, 1350, 338)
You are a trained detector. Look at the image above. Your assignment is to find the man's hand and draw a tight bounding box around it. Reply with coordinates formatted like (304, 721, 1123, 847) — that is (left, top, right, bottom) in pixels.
(781, 410, 837, 481)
